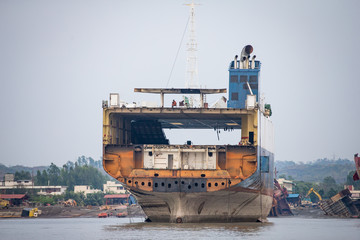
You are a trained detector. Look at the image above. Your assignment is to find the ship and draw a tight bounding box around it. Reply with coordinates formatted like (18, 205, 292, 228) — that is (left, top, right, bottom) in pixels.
(102, 45, 274, 223)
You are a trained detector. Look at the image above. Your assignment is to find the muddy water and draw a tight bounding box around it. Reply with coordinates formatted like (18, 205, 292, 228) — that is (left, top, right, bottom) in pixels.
(1, 217, 359, 240)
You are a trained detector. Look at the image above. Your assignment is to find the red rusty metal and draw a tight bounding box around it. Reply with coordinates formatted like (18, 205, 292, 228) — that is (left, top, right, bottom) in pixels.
(353, 153, 360, 181)
(269, 179, 292, 216)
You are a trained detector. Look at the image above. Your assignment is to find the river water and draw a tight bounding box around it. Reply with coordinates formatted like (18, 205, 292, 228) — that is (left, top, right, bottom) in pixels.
(1, 217, 359, 240)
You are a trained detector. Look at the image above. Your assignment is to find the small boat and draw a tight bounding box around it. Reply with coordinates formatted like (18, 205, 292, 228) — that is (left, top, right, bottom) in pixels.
(116, 212, 128, 218)
(98, 212, 108, 218)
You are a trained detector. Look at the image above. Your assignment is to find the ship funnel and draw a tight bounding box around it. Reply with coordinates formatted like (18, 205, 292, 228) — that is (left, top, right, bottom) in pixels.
(240, 45, 253, 60)
(240, 45, 253, 69)
(234, 55, 238, 69)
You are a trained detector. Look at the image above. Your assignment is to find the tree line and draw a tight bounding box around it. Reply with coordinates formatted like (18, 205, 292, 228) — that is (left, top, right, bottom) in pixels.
(35, 162, 108, 191)
(12, 156, 109, 191)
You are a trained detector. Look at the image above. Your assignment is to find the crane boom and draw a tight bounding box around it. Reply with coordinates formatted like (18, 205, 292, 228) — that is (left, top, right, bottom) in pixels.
(305, 187, 322, 201)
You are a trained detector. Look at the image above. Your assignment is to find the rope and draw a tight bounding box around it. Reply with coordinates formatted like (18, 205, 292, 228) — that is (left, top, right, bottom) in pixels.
(259, 111, 263, 222)
(166, 16, 190, 88)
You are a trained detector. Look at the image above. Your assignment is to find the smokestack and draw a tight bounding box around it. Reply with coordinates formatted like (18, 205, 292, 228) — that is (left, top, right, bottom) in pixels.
(251, 55, 256, 69)
(240, 45, 253, 69)
(234, 55, 238, 69)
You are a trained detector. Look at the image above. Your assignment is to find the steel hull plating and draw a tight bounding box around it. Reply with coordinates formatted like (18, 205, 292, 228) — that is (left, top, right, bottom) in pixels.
(131, 187, 273, 223)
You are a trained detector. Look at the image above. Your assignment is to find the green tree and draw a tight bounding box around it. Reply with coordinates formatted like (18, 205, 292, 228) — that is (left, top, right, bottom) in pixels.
(293, 180, 317, 196)
(319, 176, 341, 198)
(41, 170, 49, 185)
(14, 170, 31, 181)
(83, 192, 105, 206)
(346, 171, 360, 190)
(47, 163, 60, 185)
(34, 170, 42, 185)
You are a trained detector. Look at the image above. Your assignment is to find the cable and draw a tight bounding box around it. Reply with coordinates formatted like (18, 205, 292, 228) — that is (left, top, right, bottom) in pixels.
(166, 16, 190, 88)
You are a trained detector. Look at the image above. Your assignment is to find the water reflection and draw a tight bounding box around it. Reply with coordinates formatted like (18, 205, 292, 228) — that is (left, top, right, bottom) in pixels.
(104, 220, 274, 239)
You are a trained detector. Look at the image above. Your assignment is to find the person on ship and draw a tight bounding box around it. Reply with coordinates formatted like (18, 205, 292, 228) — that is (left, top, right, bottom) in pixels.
(172, 99, 177, 108)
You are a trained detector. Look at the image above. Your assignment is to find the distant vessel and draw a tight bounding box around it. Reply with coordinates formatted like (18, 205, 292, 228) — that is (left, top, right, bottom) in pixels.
(102, 45, 274, 222)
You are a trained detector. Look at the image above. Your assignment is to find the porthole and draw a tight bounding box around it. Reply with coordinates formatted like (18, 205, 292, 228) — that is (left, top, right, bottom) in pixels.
(215, 183, 218, 187)
(194, 182, 198, 187)
(161, 182, 165, 187)
(181, 181, 185, 185)
(208, 183, 211, 187)
(148, 182, 151, 187)
(222, 182, 225, 186)
(201, 183, 205, 188)
(188, 185, 191, 189)
(141, 182, 145, 186)
(155, 183, 158, 187)
(201, 174, 206, 178)
(175, 181, 178, 184)
(168, 183, 172, 188)
(154, 173, 159, 177)
(128, 180, 132, 184)
(135, 181, 138, 185)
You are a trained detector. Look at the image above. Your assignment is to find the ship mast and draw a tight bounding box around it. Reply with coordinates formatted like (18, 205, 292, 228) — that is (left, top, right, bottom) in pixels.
(185, 1, 199, 89)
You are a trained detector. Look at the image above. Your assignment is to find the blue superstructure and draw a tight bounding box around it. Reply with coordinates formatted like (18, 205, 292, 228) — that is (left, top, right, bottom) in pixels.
(227, 46, 261, 109)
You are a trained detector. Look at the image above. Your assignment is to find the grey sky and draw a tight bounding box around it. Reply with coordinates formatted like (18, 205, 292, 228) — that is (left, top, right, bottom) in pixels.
(0, 0, 359, 166)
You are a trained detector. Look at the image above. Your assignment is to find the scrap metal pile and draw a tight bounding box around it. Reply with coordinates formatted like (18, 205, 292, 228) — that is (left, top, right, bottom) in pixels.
(269, 179, 293, 216)
(320, 189, 359, 217)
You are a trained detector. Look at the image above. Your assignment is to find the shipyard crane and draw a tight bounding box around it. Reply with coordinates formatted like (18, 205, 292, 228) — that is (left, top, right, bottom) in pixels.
(305, 188, 322, 201)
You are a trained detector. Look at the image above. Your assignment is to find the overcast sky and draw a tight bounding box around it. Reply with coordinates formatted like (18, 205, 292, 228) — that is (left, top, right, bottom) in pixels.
(1, 0, 359, 166)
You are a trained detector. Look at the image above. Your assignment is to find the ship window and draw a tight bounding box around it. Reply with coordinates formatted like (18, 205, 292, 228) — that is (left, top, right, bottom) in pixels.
(175, 181, 178, 184)
(201, 183, 205, 188)
(155, 183, 158, 187)
(201, 174, 206, 178)
(161, 182, 165, 187)
(128, 180, 131, 184)
(141, 182, 144, 186)
(261, 156, 270, 172)
(249, 75, 258, 82)
(148, 182, 151, 187)
(208, 183, 211, 187)
(222, 182, 225, 186)
(240, 75, 248, 83)
(243, 83, 258, 90)
(168, 183, 172, 188)
(230, 75, 238, 83)
(231, 92, 238, 100)
(215, 183, 218, 187)
(188, 185, 191, 189)
(195, 182, 198, 187)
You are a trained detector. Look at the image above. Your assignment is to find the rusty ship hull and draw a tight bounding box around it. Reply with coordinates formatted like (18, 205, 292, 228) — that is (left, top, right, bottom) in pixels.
(132, 170, 273, 223)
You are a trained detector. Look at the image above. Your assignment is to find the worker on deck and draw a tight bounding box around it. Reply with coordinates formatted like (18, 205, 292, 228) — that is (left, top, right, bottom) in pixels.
(172, 100, 177, 108)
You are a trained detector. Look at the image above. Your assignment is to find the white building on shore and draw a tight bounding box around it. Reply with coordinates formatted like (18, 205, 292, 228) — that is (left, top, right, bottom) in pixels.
(74, 185, 102, 196)
(277, 178, 295, 194)
(103, 181, 126, 194)
(0, 173, 67, 195)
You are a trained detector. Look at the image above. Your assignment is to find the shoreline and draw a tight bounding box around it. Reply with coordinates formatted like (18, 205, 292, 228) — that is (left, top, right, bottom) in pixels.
(0, 205, 146, 219)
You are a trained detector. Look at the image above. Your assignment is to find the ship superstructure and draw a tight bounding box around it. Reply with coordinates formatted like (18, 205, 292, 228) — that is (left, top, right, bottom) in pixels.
(102, 45, 274, 222)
